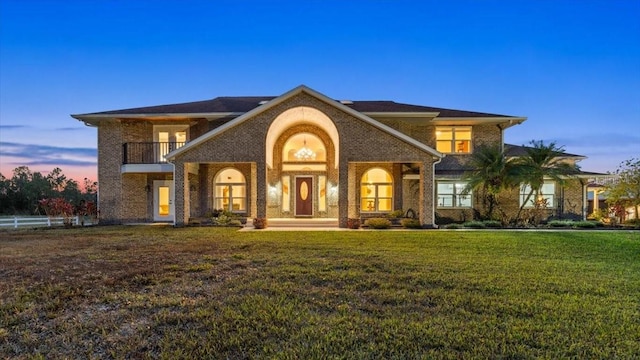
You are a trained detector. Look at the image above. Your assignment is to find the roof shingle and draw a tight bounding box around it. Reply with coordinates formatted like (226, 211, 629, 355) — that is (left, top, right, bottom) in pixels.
(82, 96, 512, 118)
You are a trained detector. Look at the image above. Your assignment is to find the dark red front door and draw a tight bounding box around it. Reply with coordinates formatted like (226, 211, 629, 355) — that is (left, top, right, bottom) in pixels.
(295, 177, 313, 216)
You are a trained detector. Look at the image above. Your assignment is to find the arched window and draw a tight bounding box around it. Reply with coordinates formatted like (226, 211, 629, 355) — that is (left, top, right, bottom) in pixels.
(214, 168, 246, 212)
(361, 168, 393, 212)
(282, 133, 326, 162)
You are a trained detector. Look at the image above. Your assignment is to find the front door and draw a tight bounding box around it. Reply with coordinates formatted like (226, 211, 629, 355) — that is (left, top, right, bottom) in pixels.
(295, 176, 313, 217)
(153, 180, 174, 222)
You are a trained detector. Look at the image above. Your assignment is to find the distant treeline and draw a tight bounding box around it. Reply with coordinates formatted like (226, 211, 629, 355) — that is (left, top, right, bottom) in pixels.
(0, 166, 97, 215)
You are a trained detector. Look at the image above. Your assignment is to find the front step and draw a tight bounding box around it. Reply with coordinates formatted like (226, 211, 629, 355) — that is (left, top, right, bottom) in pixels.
(267, 218, 339, 228)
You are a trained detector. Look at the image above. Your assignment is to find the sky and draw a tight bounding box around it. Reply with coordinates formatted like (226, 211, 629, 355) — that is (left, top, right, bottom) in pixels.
(1, 0, 639, 183)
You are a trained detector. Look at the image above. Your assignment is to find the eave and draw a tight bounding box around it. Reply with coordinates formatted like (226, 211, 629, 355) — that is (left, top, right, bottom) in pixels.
(430, 117, 527, 128)
(71, 112, 246, 126)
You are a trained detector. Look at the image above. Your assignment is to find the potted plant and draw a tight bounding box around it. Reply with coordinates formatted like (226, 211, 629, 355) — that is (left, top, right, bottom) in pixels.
(253, 217, 268, 229)
(347, 218, 361, 229)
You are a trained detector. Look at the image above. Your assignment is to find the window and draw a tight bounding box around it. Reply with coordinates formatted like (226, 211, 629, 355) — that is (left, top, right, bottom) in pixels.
(282, 133, 326, 162)
(214, 168, 246, 212)
(282, 175, 290, 212)
(318, 175, 326, 212)
(361, 168, 393, 212)
(436, 127, 471, 153)
(154, 125, 189, 162)
(520, 182, 555, 208)
(437, 182, 472, 208)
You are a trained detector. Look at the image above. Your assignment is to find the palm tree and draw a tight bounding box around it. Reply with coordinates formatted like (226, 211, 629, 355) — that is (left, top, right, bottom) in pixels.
(512, 140, 580, 224)
(463, 144, 516, 220)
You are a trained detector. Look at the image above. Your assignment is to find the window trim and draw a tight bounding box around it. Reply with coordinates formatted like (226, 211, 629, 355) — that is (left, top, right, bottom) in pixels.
(360, 168, 393, 213)
(435, 126, 472, 154)
(519, 181, 556, 208)
(213, 168, 247, 213)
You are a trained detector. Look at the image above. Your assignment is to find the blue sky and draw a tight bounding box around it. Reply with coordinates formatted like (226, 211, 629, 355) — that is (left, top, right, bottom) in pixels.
(1, 0, 638, 181)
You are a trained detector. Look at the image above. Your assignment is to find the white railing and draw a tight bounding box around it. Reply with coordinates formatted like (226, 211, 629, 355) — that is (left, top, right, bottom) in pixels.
(0, 216, 96, 229)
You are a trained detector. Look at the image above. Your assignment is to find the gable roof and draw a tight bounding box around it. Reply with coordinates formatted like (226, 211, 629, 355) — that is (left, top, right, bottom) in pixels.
(165, 85, 444, 160)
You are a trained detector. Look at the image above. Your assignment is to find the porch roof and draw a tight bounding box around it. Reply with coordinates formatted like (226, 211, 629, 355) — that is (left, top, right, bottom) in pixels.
(504, 144, 586, 159)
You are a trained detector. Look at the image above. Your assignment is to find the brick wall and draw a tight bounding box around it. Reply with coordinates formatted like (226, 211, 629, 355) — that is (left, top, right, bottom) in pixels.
(97, 121, 123, 224)
(172, 91, 440, 227)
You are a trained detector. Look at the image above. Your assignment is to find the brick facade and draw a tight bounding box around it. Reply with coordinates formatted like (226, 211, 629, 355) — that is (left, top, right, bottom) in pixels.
(171, 91, 439, 227)
(83, 86, 587, 227)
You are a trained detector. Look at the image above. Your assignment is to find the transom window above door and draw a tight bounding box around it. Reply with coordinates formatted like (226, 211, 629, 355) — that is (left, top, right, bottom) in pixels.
(283, 133, 326, 162)
(436, 127, 472, 154)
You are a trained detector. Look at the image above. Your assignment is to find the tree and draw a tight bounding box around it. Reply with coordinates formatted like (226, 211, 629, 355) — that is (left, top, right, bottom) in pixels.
(462, 144, 516, 221)
(47, 167, 68, 192)
(10, 166, 55, 214)
(512, 140, 580, 224)
(0, 166, 98, 215)
(0, 173, 11, 213)
(607, 158, 640, 222)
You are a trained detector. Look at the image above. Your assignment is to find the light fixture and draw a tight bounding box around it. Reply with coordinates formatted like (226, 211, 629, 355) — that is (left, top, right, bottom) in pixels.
(293, 137, 316, 161)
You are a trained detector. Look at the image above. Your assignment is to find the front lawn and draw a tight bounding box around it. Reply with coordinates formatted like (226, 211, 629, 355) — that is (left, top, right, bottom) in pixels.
(1, 227, 638, 358)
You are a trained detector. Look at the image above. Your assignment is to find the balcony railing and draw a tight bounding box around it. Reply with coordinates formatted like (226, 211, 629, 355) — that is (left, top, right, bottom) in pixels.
(123, 142, 186, 164)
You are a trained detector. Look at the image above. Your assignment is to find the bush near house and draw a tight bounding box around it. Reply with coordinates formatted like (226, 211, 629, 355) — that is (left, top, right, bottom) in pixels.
(482, 220, 502, 228)
(365, 218, 392, 229)
(462, 221, 486, 229)
(623, 219, 640, 228)
(400, 218, 422, 229)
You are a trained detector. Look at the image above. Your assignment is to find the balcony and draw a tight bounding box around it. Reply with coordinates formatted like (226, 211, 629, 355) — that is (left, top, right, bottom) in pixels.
(123, 142, 186, 164)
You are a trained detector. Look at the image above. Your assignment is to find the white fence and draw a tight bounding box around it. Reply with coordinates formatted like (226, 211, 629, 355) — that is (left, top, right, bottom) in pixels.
(0, 216, 96, 229)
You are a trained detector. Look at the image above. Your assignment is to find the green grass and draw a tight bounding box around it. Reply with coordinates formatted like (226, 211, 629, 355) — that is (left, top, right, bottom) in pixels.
(1, 227, 639, 358)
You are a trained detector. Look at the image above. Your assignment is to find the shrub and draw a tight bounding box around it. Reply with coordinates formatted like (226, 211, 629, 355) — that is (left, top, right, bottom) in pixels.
(463, 221, 486, 229)
(214, 214, 232, 226)
(623, 219, 640, 228)
(573, 221, 597, 229)
(38, 198, 75, 226)
(482, 220, 502, 228)
(365, 218, 391, 229)
(435, 212, 455, 225)
(386, 210, 405, 218)
(401, 218, 422, 229)
(443, 223, 462, 229)
(548, 220, 572, 228)
(229, 219, 242, 227)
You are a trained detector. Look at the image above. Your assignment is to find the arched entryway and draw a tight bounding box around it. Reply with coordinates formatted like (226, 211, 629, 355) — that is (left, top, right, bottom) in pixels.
(265, 107, 339, 219)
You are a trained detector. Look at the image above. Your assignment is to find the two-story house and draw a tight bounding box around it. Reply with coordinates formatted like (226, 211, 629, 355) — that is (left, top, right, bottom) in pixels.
(72, 85, 591, 227)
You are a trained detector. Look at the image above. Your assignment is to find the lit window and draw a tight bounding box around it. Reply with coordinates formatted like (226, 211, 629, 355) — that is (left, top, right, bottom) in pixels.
(318, 175, 326, 212)
(282, 133, 326, 162)
(361, 168, 393, 212)
(282, 176, 290, 212)
(520, 182, 555, 208)
(436, 127, 471, 153)
(437, 182, 472, 208)
(214, 168, 246, 212)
